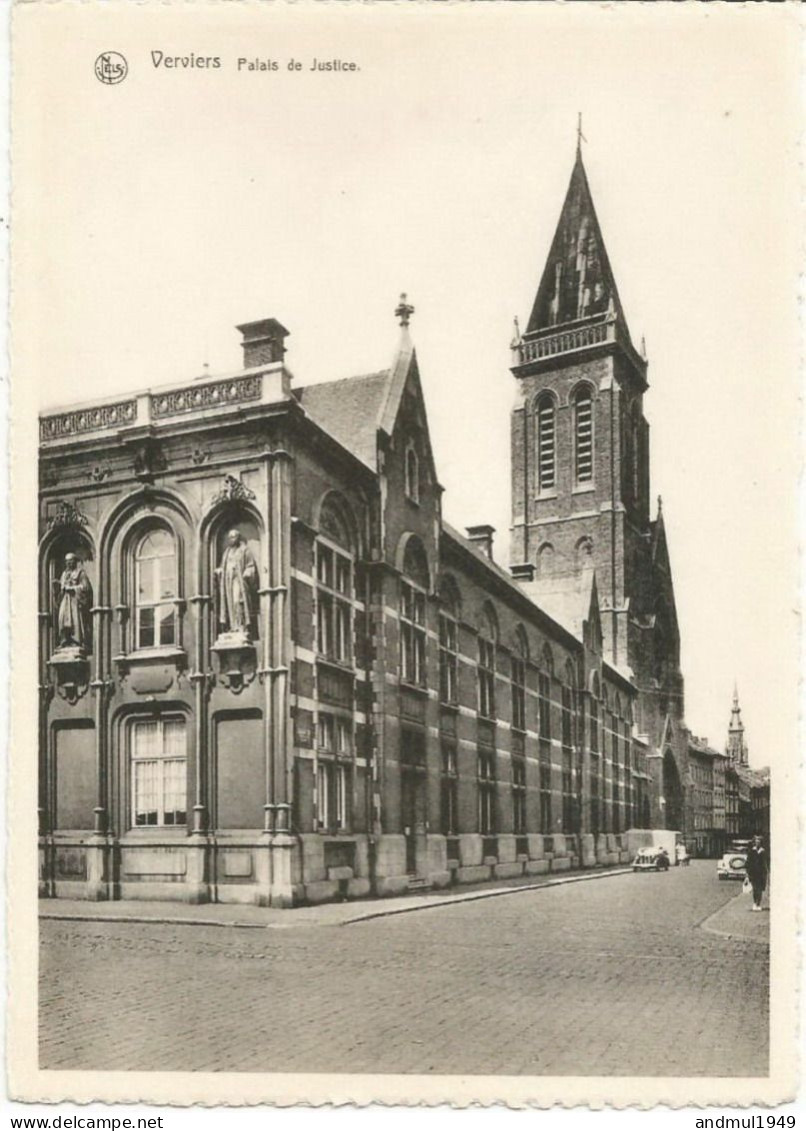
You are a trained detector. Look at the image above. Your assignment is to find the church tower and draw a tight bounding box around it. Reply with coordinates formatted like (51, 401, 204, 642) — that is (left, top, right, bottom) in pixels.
(509, 142, 686, 758)
(726, 686, 749, 767)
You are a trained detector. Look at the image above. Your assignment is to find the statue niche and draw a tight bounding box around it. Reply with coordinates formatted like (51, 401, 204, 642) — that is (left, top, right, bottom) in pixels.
(53, 551, 93, 657)
(48, 548, 93, 703)
(211, 523, 261, 691)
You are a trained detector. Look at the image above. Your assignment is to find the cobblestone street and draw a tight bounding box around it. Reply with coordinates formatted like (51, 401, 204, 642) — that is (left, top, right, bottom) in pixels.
(39, 862, 768, 1076)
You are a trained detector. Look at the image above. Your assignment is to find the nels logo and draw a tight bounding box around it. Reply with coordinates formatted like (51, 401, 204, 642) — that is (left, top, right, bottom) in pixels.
(94, 52, 128, 85)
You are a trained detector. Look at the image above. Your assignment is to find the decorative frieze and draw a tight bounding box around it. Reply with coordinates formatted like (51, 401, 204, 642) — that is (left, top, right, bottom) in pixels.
(40, 400, 137, 441)
(151, 375, 262, 419)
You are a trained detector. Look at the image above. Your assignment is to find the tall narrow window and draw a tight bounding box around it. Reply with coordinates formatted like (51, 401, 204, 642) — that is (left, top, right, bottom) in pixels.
(438, 582, 460, 706)
(536, 397, 556, 492)
(401, 580, 426, 686)
(405, 446, 420, 503)
(131, 716, 186, 827)
(400, 538, 429, 687)
(511, 655, 526, 732)
(135, 529, 177, 649)
(316, 541, 352, 663)
(478, 748, 496, 835)
(574, 386, 593, 484)
(440, 740, 458, 835)
(561, 674, 575, 831)
(512, 754, 527, 835)
(316, 712, 352, 832)
(538, 662, 552, 832)
(478, 626, 496, 720)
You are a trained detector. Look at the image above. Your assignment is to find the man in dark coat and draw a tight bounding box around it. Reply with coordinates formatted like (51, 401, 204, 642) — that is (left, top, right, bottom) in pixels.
(744, 835, 768, 911)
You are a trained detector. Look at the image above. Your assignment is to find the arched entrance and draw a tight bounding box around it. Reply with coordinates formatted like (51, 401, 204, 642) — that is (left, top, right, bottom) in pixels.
(662, 749, 684, 831)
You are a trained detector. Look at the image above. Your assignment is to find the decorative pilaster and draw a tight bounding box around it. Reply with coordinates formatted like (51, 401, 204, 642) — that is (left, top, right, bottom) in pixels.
(266, 449, 295, 907)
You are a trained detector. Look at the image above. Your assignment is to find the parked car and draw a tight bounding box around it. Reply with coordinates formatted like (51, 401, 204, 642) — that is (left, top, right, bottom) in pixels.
(717, 841, 749, 881)
(632, 847, 671, 872)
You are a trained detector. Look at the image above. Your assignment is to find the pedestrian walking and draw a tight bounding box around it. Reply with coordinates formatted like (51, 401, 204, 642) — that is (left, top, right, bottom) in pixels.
(744, 835, 768, 911)
(675, 843, 689, 867)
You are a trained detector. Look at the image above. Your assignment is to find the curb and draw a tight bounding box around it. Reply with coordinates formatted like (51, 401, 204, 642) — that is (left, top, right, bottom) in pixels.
(338, 867, 633, 925)
(39, 866, 635, 932)
(39, 912, 269, 930)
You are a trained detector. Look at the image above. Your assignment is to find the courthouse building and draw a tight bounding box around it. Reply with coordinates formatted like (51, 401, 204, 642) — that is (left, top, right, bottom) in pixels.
(39, 148, 701, 906)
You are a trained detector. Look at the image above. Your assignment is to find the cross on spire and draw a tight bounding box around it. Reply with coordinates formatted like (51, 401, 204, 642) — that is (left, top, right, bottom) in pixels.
(395, 292, 415, 328)
(577, 112, 587, 153)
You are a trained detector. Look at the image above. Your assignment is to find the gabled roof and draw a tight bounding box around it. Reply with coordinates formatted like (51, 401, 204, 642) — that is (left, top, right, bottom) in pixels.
(295, 370, 392, 469)
(526, 149, 629, 338)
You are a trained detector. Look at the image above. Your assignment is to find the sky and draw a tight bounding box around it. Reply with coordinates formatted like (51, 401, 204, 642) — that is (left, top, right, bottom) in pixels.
(16, 1, 800, 773)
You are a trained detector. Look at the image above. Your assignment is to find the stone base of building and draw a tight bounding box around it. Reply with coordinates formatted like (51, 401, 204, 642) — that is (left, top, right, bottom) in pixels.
(39, 828, 653, 907)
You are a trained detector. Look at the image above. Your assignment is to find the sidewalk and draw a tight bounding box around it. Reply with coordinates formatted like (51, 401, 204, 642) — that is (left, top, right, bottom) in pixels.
(39, 863, 633, 930)
(700, 883, 770, 945)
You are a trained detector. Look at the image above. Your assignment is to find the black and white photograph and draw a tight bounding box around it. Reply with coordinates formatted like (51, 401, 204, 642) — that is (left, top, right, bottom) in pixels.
(7, 0, 802, 1115)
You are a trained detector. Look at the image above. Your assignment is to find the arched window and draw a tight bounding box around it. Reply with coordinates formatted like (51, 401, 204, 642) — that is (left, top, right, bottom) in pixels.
(135, 528, 177, 649)
(574, 385, 594, 484)
(537, 542, 555, 577)
(316, 500, 354, 664)
(561, 660, 577, 832)
(405, 445, 420, 504)
(438, 575, 461, 705)
(536, 396, 556, 492)
(631, 403, 641, 502)
(315, 497, 356, 831)
(510, 627, 528, 733)
(400, 538, 428, 686)
(511, 627, 528, 836)
(590, 674, 600, 754)
(477, 605, 497, 720)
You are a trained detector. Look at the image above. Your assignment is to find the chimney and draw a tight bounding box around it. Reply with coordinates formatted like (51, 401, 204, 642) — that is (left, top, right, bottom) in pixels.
(236, 317, 290, 369)
(466, 524, 495, 561)
(510, 562, 535, 583)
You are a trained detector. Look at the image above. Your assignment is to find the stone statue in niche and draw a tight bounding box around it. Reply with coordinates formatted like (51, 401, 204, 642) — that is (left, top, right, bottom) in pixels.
(53, 552, 93, 656)
(215, 529, 258, 643)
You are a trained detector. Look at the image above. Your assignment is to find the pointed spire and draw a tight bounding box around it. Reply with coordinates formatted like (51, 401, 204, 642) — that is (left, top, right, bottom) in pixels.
(525, 149, 628, 338)
(657, 494, 663, 516)
(640, 334, 647, 360)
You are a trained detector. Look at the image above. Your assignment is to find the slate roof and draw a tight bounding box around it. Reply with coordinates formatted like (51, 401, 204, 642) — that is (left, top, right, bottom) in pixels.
(517, 570, 595, 639)
(295, 370, 392, 469)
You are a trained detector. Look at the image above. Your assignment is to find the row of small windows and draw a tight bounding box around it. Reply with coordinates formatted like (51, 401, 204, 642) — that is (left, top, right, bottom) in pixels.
(437, 739, 645, 839)
(536, 387, 594, 492)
